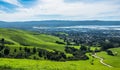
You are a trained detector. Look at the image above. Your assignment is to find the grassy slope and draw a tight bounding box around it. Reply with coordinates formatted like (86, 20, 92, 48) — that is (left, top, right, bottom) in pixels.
(97, 48, 120, 68)
(0, 28, 65, 51)
(0, 48, 119, 70)
(72, 46, 100, 51)
(0, 49, 120, 70)
(0, 28, 120, 70)
(0, 54, 119, 70)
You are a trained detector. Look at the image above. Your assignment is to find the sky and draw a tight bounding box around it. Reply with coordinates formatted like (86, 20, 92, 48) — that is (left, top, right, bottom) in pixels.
(0, 0, 120, 22)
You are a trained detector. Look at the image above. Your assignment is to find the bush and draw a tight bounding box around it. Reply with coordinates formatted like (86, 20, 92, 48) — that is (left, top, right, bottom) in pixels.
(65, 47, 78, 54)
(33, 47, 37, 54)
(80, 45, 87, 51)
(19, 47, 22, 51)
(0, 46, 4, 51)
(56, 41, 64, 44)
(14, 49, 17, 52)
(4, 48, 10, 56)
(106, 50, 114, 56)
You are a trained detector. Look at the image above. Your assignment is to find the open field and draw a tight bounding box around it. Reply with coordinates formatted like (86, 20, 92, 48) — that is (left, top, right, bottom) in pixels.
(0, 28, 65, 52)
(0, 48, 120, 70)
(0, 52, 120, 70)
(97, 48, 120, 68)
(0, 28, 120, 70)
(0, 58, 116, 70)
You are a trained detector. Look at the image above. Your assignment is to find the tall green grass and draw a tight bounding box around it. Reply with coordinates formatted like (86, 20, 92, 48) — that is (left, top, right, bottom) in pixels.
(0, 28, 65, 51)
(97, 48, 120, 68)
(0, 57, 119, 70)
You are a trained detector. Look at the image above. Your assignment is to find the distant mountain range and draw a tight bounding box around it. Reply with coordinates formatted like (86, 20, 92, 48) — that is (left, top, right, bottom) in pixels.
(0, 20, 120, 30)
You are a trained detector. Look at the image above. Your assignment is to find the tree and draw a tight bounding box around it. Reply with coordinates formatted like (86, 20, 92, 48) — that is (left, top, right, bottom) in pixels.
(38, 51, 42, 57)
(60, 52, 66, 59)
(26, 48, 30, 53)
(65, 47, 77, 54)
(0, 38, 5, 51)
(0, 45, 4, 51)
(14, 49, 17, 52)
(15, 53, 23, 58)
(80, 45, 87, 51)
(1, 38, 5, 47)
(19, 47, 22, 51)
(24, 47, 27, 52)
(33, 47, 36, 54)
(106, 50, 114, 56)
(90, 59, 94, 65)
(56, 41, 64, 44)
(4, 48, 10, 55)
(101, 42, 114, 50)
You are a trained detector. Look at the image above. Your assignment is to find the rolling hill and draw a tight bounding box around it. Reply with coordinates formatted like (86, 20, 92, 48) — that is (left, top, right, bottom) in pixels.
(0, 48, 120, 70)
(0, 28, 120, 70)
(0, 28, 65, 52)
(97, 48, 120, 68)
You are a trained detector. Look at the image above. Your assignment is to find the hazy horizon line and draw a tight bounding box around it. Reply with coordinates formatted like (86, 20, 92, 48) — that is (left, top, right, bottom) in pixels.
(1, 20, 120, 23)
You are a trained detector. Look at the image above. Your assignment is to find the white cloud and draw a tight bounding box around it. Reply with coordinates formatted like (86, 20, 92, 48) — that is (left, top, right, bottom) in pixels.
(2, 0, 23, 7)
(0, 0, 120, 21)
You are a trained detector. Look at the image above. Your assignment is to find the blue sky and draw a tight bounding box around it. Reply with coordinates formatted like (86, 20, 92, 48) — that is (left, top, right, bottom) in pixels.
(0, 0, 120, 22)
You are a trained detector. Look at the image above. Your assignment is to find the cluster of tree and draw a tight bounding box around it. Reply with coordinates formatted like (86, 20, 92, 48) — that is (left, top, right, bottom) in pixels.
(38, 49, 66, 61)
(0, 38, 91, 61)
(0, 38, 67, 61)
(100, 40, 120, 51)
(55, 41, 65, 44)
(106, 50, 114, 56)
(0, 38, 10, 57)
(52, 30, 120, 51)
(65, 45, 89, 60)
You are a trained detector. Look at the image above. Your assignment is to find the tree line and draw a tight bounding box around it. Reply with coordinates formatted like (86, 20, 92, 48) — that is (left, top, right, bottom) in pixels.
(0, 38, 89, 61)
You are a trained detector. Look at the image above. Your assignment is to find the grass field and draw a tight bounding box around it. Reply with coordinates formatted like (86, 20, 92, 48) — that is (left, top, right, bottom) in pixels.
(0, 48, 119, 70)
(72, 46, 100, 51)
(0, 28, 120, 70)
(0, 53, 119, 70)
(97, 48, 120, 68)
(0, 28, 65, 52)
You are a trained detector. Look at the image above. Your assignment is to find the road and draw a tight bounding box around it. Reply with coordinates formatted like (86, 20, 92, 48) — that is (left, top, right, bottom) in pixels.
(92, 53, 113, 68)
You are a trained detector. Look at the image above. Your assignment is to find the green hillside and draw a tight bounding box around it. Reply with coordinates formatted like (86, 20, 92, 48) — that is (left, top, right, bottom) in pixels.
(0, 50, 120, 70)
(0, 28, 120, 70)
(97, 48, 120, 68)
(0, 28, 65, 52)
(0, 48, 120, 70)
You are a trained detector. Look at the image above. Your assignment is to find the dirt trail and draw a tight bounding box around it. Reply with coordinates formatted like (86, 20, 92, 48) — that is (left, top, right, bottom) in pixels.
(92, 53, 113, 68)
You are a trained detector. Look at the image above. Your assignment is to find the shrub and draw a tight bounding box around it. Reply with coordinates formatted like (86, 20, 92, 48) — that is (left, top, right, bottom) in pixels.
(33, 47, 37, 54)
(4, 48, 10, 56)
(106, 50, 114, 56)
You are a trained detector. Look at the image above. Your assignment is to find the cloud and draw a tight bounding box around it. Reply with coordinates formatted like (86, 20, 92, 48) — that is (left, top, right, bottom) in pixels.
(0, 0, 120, 21)
(2, 0, 23, 7)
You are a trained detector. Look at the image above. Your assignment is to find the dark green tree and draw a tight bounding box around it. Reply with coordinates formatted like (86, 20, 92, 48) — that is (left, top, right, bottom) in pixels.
(4, 48, 10, 55)
(80, 45, 87, 51)
(14, 49, 17, 52)
(106, 50, 114, 56)
(1, 38, 5, 47)
(24, 47, 27, 52)
(38, 51, 42, 57)
(33, 47, 36, 54)
(19, 47, 22, 51)
(0, 38, 5, 51)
